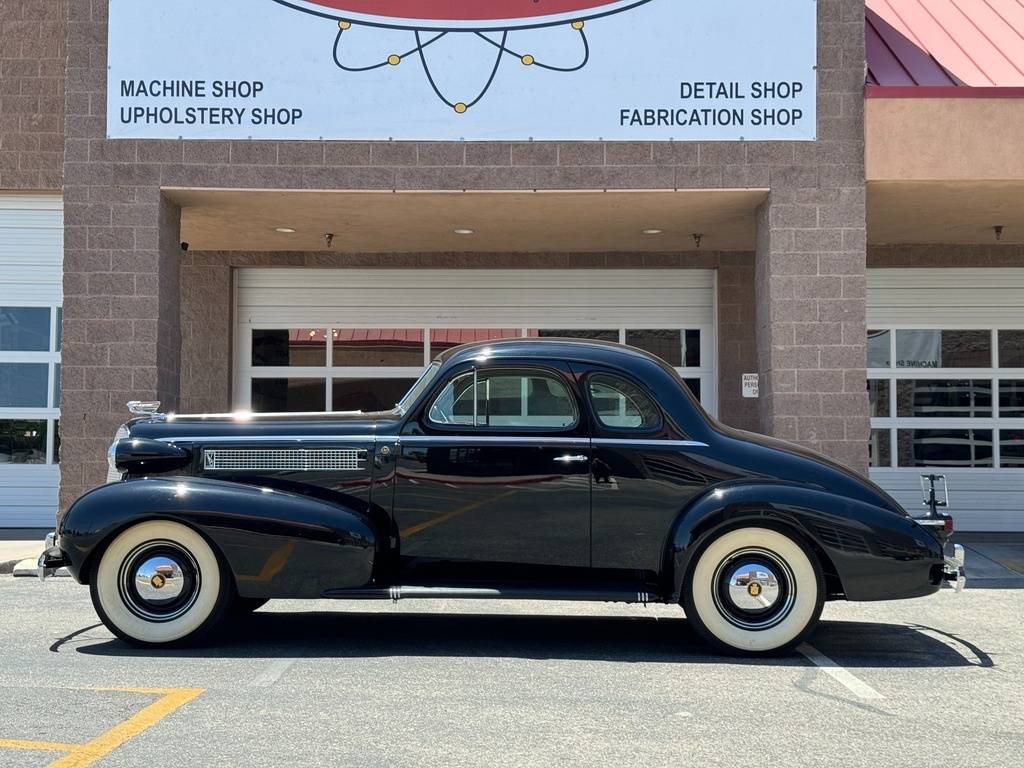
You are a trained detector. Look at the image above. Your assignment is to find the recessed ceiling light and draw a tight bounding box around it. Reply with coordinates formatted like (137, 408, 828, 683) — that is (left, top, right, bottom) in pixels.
(453, 228, 475, 235)
(274, 227, 296, 234)
(642, 229, 664, 235)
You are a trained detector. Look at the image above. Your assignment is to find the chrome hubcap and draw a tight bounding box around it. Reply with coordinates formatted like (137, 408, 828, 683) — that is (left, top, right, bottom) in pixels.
(118, 541, 201, 622)
(725, 562, 781, 611)
(712, 547, 796, 631)
(134, 556, 186, 604)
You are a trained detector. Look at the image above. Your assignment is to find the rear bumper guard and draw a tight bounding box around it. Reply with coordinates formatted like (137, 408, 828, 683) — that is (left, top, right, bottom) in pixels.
(942, 543, 966, 592)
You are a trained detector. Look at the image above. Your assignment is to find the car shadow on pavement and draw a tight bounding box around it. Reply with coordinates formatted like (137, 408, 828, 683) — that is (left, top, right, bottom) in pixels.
(68, 611, 992, 668)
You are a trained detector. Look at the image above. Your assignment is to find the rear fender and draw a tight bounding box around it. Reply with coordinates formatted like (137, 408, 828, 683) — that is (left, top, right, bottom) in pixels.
(664, 482, 944, 602)
(59, 476, 377, 598)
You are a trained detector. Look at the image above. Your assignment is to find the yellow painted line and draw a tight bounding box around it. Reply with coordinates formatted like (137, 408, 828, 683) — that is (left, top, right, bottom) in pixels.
(47, 687, 203, 768)
(0, 738, 75, 752)
(400, 490, 516, 538)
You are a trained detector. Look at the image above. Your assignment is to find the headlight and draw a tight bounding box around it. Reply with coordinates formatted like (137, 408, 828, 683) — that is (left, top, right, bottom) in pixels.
(106, 424, 130, 483)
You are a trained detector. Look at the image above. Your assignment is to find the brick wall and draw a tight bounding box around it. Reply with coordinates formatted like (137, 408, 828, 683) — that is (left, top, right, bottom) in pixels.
(179, 250, 761, 433)
(754, 0, 869, 472)
(0, 0, 66, 189)
(868, 244, 1024, 267)
(60, 0, 868, 511)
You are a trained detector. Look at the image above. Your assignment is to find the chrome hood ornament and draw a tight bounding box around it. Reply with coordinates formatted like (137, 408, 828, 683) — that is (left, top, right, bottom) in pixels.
(127, 400, 163, 416)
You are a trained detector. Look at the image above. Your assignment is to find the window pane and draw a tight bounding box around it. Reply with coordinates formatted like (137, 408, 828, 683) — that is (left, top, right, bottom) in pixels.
(332, 329, 424, 367)
(251, 378, 326, 413)
(55, 307, 62, 352)
(589, 374, 660, 430)
(53, 419, 60, 464)
(684, 330, 701, 367)
(626, 330, 683, 366)
(429, 329, 520, 355)
(0, 363, 49, 407)
(999, 380, 1024, 418)
(895, 330, 991, 369)
(1001, 430, 1024, 468)
(0, 307, 50, 351)
(531, 329, 619, 343)
(0, 420, 47, 464)
(252, 329, 326, 367)
(896, 379, 992, 418)
(868, 379, 889, 417)
(869, 428, 891, 468)
(683, 378, 701, 401)
(897, 429, 993, 467)
(429, 371, 576, 429)
(332, 378, 416, 412)
(867, 330, 890, 368)
(53, 363, 61, 408)
(999, 330, 1024, 368)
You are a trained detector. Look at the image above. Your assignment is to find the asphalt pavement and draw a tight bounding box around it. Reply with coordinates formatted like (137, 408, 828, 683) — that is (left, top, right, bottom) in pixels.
(0, 577, 1021, 767)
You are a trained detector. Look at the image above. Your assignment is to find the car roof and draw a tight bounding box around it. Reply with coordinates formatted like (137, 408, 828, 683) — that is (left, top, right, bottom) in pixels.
(436, 337, 671, 371)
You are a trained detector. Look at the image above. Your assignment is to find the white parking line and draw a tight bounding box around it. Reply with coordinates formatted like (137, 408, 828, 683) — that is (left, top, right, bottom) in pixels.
(248, 658, 298, 687)
(797, 643, 884, 700)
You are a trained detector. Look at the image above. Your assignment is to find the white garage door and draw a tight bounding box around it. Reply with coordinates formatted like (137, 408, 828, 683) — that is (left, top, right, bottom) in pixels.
(867, 267, 1024, 531)
(234, 268, 717, 418)
(0, 195, 63, 528)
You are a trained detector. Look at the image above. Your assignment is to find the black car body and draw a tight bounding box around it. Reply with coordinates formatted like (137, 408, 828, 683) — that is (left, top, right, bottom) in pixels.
(43, 339, 965, 653)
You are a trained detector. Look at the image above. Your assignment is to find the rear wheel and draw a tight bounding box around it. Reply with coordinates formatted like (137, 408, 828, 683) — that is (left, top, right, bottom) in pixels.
(683, 526, 824, 655)
(90, 520, 231, 646)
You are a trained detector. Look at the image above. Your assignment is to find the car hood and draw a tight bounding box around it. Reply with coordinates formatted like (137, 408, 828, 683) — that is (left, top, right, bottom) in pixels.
(127, 409, 402, 442)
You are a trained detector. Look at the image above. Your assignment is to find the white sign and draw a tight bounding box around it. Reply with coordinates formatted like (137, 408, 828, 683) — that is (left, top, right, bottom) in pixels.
(107, 0, 817, 141)
(742, 373, 759, 399)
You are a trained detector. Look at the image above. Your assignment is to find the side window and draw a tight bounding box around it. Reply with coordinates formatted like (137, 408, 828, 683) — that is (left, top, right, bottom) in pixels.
(428, 370, 577, 429)
(588, 374, 661, 431)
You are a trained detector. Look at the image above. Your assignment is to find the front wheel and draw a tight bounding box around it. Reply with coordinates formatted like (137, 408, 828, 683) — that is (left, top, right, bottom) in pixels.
(90, 520, 231, 646)
(683, 527, 824, 655)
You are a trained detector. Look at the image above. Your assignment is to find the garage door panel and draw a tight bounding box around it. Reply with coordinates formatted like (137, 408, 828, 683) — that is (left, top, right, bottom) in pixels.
(236, 269, 717, 328)
(868, 267, 1024, 531)
(235, 267, 718, 415)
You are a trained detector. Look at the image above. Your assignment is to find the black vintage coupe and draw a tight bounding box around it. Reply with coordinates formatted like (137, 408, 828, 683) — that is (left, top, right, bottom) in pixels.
(42, 339, 965, 654)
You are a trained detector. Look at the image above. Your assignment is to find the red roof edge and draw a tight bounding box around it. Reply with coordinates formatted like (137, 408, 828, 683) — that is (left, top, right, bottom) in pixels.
(866, 85, 1024, 99)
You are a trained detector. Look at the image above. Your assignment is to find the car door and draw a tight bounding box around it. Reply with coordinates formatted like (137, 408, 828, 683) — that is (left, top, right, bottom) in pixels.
(394, 361, 591, 577)
(581, 367, 712, 574)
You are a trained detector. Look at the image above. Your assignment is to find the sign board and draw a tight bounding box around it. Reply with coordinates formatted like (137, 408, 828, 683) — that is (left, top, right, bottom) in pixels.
(742, 373, 759, 399)
(107, 0, 817, 141)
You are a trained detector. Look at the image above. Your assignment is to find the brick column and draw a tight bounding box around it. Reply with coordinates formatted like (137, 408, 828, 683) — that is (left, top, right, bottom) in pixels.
(59, 189, 183, 511)
(753, 0, 869, 473)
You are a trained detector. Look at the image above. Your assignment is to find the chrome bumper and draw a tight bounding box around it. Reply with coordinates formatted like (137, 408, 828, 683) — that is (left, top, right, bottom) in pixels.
(943, 543, 966, 592)
(37, 532, 67, 581)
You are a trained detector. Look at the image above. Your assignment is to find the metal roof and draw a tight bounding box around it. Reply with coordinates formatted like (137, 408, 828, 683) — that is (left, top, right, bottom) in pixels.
(867, 0, 1024, 89)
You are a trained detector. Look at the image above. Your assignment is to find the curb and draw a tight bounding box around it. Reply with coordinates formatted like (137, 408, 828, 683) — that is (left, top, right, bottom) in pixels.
(11, 557, 70, 578)
(0, 559, 20, 575)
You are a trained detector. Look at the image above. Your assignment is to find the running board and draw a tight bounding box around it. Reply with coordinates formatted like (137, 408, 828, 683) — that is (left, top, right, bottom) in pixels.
(321, 585, 663, 605)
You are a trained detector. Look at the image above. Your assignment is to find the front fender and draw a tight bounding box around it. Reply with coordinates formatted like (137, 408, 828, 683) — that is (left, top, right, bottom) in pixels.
(666, 481, 944, 602)
(59, 476, 376, 598)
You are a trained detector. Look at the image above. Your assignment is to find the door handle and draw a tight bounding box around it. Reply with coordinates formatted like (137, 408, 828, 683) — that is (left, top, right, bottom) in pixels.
(554, 454, 588, 463)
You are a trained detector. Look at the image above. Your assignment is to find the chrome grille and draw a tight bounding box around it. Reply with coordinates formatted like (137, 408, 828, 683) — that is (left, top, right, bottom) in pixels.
(203, 448, 366, 472)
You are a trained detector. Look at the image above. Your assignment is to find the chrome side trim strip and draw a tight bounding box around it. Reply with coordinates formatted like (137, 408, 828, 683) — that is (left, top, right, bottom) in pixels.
(156, 434, 707, 448)
(593, 438, 708, 449)
(398, 435, 589, 446)
(157, 435, 381, 444)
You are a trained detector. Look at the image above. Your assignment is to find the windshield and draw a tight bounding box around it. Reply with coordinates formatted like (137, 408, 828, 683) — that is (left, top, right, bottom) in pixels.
(397, 362, 441, 412)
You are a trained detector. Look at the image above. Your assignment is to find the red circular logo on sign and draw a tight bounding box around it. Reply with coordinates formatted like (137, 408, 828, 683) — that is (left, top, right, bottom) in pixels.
(280, 0, 650, 29)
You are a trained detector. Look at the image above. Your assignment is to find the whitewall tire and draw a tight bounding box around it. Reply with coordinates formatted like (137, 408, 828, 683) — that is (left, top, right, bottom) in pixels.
(90, 520, 231, 646)
(683, 527, 824, 655)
